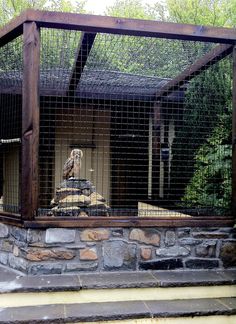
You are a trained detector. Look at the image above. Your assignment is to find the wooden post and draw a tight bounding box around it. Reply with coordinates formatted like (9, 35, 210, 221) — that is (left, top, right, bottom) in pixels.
(21, 22, 40, 220)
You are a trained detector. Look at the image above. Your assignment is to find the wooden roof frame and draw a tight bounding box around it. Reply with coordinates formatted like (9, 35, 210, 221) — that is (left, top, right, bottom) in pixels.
(1, 9, 236, 47)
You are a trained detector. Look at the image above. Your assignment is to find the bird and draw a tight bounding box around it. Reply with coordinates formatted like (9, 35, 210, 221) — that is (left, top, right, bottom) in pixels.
(63, 149, 83, 180)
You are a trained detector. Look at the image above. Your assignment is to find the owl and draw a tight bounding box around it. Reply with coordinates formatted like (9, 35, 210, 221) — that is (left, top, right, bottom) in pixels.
(63, 149, 83, 180)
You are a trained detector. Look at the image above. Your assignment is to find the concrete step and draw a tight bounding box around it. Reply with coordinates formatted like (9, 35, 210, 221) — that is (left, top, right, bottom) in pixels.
(0, 298, 236, 323)
(0, 265, 236, 323)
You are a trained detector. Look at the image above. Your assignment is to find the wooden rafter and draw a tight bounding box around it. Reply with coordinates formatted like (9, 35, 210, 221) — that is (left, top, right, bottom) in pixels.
(155, 43, 233, 100)
(67, 32, 96, 96)
(1, 9, 236, 48)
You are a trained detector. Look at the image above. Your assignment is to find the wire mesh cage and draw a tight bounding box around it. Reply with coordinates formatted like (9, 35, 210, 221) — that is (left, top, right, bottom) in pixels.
(0, 14, 234, 221)
(38, 28, 232, 218)
(0, 36, 22, 215)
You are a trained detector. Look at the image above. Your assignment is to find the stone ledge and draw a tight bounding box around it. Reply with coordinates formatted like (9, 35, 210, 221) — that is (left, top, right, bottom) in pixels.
(0, 298, 235, 323)
(0, 265, 236, 293)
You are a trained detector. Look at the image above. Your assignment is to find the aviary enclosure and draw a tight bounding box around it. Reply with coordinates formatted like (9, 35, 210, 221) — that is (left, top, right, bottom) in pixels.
(0, 10, 235, 228)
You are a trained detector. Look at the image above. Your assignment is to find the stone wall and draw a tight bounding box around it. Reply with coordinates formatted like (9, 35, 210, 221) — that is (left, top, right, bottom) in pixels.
(0, 223, 236, 275)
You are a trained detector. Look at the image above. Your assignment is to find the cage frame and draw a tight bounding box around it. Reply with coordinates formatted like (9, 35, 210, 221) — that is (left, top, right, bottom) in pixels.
(0, 9, 236, 228)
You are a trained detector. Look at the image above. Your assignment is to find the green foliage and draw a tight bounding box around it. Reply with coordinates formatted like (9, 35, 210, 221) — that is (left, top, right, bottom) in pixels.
(181, 111, 232, 214)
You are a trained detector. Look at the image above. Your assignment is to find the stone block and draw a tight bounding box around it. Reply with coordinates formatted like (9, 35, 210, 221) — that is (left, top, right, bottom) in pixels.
(185, 258, 219, 269)
(220, 241, 236, 268)
(165, 231, 176, 246)
(30, 263, 63, 275)
(0, 252, 8, 265)
(80, 229, 110, 241)
(0, 224, 9, 238)
(111, 229, 124, 237)
(129, 229, 160, 246)
(45, 229, 76, 244)
(192, 232, 229, 239)
(1, 239, 14, 252)
(179, 238, 202, 246)
(11, 227, 27, 242)
(140, 247, 152, 260)
(103, 240, 137, 270)
(139, 258, 183, 270)
(27, 229, 44, 244)
(79, 248, 98, 261)
(65, 262, 98, 272)
(9, 255, 28, 272)
(177, 228, 191, 238)
(195, 242, 216, 258)
(24, 248, 75, 261)
(156, 246, 190, 257)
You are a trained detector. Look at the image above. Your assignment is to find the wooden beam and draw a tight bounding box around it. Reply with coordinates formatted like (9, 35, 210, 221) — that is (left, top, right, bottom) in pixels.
(1, 9, 236, 47)
(23, 216, 235, 228)
(232, 46, 236, 217)
(21, 22, 40, 220)
(67, 32, 96, 96)
(155, 43, 233, 100)
(0, 12, 27, 47)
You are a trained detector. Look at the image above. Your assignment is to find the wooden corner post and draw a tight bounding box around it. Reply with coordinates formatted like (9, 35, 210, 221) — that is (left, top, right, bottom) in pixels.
(21, 22, 40, 220)
(232, 46, 236, 217)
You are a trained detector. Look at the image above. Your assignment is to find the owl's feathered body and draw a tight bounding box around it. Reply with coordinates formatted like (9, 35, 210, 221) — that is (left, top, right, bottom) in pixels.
(63, 149, 83, 180)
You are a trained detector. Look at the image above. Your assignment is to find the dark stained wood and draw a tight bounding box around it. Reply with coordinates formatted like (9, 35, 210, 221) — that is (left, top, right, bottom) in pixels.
(25, 10, 236, 43)
(155, 44, 233, 100)
(0, 212, 23, 227)
(0, 12, 27, 47)
(68, 32, 96, 96)
(232, 46, 236, 217)
(1, 9, 236, 48)
(24, 216, 234, 228)
(21, 22, 40, 220)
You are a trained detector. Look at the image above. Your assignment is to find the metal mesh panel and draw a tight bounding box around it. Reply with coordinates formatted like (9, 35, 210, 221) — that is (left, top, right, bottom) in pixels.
(0, 36, 22, 214)
(36, 28, 233, 218)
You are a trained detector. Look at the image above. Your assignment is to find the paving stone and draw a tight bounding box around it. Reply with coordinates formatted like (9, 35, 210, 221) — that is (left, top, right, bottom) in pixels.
(218, 270, 236, 284)
(0, 223, 9, 238)
(220, 241, 236, 268)
(103, 240, 137, 270)
(156, 246, 190, 257)
(0, 304, 64, 323)
(45, 228, 76, 244)
(152, 270, 232, 287)
(65, 301, 150, 322)
(80, 229, 110, 241)
(185, 258, 219, 269)
(79, 271, 159, 289)
(11, 274, 81, 293)
(146, 298, 229, 317)
(129, 229, 160, 246)
(139, 258, 183, 270)
(0, 265, 24, 283)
